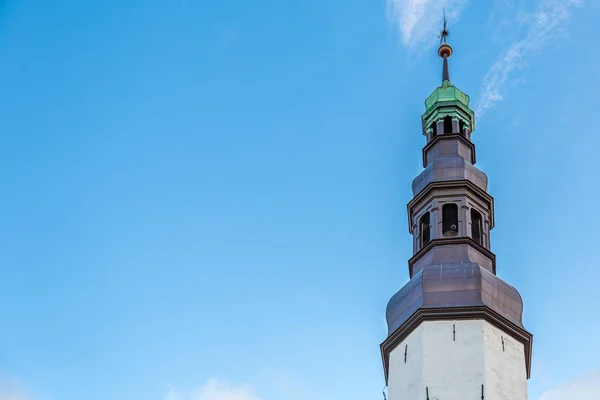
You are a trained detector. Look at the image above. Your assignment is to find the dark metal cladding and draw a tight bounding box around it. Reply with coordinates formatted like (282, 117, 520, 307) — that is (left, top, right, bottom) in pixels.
(442, 56, 450, 82)
(386, 262, 524, 336)
(412, 155, 488, 196)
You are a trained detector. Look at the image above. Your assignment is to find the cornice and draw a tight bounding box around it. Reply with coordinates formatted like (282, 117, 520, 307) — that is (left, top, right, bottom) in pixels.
(380, 306, 533, 384)
(421, 100, 474, 123)
(407, 236, 497, 276)
(407, 179, 495, 231)
(421, 133, 476, 168)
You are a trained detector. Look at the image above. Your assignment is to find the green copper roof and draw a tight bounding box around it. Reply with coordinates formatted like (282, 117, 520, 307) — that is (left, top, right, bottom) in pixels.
(424, 80, 470, 111)
(422, 79, 476, 132)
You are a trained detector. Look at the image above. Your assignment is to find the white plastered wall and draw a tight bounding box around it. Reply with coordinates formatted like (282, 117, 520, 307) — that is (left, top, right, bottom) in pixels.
(387, 320, 527, 400)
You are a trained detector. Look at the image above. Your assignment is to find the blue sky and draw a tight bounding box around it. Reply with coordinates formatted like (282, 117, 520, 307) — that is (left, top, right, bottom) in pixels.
(0, 0, 599, 399)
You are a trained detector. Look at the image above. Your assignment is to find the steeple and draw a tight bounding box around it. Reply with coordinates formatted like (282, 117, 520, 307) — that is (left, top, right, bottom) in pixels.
(380, 21, 533, 400)
(442, 50, 450, 82)
(421, 24, 475, 156)
(439, 10, 451, 83)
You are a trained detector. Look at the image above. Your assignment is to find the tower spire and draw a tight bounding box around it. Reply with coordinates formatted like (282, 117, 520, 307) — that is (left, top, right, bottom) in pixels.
(380, 22, 533, 400)
(438, 9, 452, 83)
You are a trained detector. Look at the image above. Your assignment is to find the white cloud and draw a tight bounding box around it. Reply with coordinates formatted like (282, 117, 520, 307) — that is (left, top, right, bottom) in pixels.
(538, 369, 600, 400)
(475, 0, 583, 118)
(0, 392, 26, 400)
(164, 389, 186, 400)
(386, 0, 470, 48)
(165, 379, 261, 400)
(0, 370, 27, 400)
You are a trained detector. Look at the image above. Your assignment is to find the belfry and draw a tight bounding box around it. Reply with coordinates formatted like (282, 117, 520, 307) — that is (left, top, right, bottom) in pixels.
(380, 24, 533, 400)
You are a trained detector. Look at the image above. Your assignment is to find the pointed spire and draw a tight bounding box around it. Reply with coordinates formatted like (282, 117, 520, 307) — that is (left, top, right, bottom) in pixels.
(438, 9, 452, 84)
(442, 54, 450, 82)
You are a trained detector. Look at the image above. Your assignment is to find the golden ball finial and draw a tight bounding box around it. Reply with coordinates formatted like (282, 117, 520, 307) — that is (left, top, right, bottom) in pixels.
(438, 43, 452, 58)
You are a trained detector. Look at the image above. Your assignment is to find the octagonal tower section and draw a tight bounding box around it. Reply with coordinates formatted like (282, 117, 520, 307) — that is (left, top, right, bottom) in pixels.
(381, 40, 533, 400)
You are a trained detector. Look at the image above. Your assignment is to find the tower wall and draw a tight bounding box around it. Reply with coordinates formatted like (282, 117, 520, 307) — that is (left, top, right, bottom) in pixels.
(388, 320, 527, 400)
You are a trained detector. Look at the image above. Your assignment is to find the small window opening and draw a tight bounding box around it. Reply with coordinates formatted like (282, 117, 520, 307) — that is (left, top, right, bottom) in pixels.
(442, 204, 459, 237)
(471, 209, 483, 245)
(420, 212, 431, 248)
(430, 122, 437, 137)
(443, 116, 453, 134)
(459, 120, 466, 137)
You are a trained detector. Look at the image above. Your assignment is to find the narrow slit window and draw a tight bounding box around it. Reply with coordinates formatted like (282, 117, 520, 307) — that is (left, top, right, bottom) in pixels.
(443, 116, 453, 134)
(442, 204, 459, 237)
(420, 212, 431, 248)
(430, 122, 437, 137)
(471, 209, 483, 245)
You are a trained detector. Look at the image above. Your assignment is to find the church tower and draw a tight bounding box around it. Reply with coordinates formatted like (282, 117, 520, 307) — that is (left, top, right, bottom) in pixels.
(380, 26, 533, 400)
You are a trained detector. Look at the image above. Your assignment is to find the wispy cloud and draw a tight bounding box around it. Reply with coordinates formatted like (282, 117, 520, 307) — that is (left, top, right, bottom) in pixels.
(475, 0, 583, 118)
(164, 378, 261, 400)
(538, 369, 600, 400)
(386, 0, 470, 49)
(0, 391, 26, 400)
(0, 369, 27, 400)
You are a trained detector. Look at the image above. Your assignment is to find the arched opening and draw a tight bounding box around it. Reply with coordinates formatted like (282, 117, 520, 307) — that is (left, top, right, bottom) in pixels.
(442, 204, 459, 237)
(471, 209, 483, 245)
(443, 116, 453, 134)
(420, 212, 431, 248)
(459, 120, 466, 137)
(430, 122, 437, 137)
